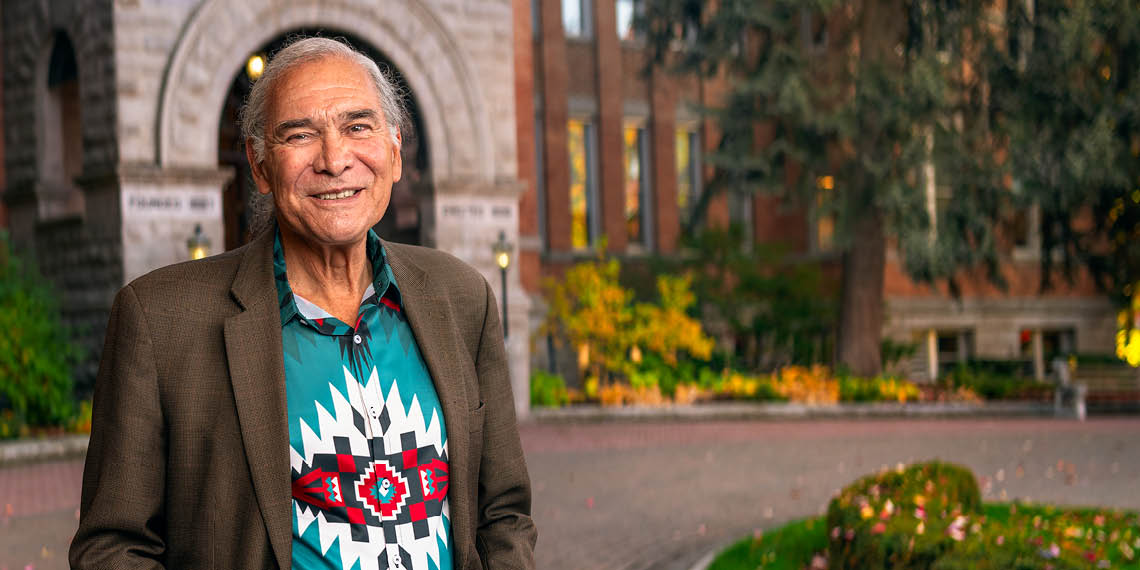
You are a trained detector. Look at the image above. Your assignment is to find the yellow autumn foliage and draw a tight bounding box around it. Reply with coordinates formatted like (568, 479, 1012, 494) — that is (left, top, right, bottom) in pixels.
(542, 254, 715, 387)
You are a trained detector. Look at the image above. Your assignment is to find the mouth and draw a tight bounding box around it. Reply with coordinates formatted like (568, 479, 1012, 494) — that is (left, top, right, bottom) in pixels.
(312, 188, 362, 201)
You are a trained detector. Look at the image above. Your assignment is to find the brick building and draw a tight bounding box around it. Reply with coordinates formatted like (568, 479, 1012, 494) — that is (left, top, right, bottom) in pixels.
(517, 0, 1118, 381)
(0, 0, 1119, 414)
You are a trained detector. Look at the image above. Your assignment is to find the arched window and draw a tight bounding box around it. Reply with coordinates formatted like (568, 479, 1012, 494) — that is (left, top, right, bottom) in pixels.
(38, 31, 84, 218)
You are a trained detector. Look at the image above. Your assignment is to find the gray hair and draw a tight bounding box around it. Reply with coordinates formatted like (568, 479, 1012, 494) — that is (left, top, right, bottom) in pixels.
(240, 37, 409, 237)
(240, 36, 408, 163)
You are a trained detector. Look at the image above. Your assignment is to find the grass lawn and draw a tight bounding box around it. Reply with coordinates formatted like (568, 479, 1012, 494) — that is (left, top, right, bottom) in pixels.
(711, 503, 1140, 570)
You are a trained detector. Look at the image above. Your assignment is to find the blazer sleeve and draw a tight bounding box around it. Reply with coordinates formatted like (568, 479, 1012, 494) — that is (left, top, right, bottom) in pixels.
(70, 284, 168, 569)
(473, 278, 538, 569)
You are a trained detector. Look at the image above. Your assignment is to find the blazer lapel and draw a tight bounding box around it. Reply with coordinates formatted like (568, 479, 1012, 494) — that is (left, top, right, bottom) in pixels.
(384, 242, 473, 567)
(224, 229, 293, 570)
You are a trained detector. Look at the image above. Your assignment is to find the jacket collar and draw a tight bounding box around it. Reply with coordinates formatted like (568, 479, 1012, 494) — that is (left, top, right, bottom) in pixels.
(225, 228, 294, 570)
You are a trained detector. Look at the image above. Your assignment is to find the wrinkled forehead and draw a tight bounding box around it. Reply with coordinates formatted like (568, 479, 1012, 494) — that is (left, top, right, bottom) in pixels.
(267, 55, 385, 123)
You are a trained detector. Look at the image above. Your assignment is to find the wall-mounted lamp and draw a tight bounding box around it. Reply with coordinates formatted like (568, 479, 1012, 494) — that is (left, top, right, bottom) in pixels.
(491, 230, 512, 338)
(246, 54, 266, 81)
(188, 224, 211, 260)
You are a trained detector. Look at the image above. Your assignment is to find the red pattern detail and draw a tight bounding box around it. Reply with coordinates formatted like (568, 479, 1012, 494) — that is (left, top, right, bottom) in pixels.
(419, 458, 450, 502)
(337, 454, 356, 473)
(380, 297, 401, 312)
(409, 502, 426, 522)
(291, 468, 343, 509)
(346, 506, 365, 525)
(356, 461, 409, 520)
(402, 448, 418, 469)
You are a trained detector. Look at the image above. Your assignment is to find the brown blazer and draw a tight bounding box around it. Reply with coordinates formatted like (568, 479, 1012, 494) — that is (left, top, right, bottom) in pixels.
(70, 229, 536, 569)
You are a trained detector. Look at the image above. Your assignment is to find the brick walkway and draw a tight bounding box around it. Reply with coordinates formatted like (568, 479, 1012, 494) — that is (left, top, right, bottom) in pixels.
(3, 417, 1139, 569)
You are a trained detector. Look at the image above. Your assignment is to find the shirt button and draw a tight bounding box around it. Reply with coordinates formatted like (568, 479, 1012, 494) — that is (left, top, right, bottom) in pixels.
(353, 334, 362, 344)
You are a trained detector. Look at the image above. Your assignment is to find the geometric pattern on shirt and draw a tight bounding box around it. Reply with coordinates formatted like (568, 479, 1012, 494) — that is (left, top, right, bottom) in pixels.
(290, 367, 451, 570)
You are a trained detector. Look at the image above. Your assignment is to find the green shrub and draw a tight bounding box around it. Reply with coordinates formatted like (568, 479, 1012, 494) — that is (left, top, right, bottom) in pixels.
(826, 461, 982, 570)
(710, 517, 829, 570)
(838, 375, 921, 403)
(945, 364, 1050, 400)
(530, 371, 569, 408)
(0, 234, 80, 432)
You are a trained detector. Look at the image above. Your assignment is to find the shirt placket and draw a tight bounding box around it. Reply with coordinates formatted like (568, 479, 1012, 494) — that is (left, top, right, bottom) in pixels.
(348, 306, 406, 570)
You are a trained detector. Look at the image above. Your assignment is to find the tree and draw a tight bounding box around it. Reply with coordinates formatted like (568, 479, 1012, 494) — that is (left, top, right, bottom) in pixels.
(990, 1, 1140, 328)
(645, 0, 1012, 375)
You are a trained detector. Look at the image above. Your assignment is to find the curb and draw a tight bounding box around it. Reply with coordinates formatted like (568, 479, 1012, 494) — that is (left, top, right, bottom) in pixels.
(531, 401, 1063, 423)
(0, 434, 89, 467)
(687, 540, 734, 570)
(0, 402, 1066, 466)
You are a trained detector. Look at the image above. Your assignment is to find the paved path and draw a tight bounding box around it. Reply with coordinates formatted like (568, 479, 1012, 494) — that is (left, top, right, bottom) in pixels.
(3, 418, 1139, 569)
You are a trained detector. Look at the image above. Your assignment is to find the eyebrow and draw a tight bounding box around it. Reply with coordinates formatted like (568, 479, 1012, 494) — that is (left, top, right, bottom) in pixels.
(272, 109, 381, 138)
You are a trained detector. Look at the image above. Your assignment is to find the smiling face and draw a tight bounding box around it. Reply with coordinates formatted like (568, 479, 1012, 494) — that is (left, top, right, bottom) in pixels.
(247, 55, 402, 250)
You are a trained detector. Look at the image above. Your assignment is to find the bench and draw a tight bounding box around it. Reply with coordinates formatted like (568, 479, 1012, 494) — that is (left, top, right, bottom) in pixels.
(1053, 359, 1140, 420)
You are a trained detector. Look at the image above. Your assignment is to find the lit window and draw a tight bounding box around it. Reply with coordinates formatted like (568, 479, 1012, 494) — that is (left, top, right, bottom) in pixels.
(616, 0, 644, 41)
(568, 119, 597, 249)
(623, 125, 651, 247)
(814, 176, 835, 252)
(675, 127, 701, 225)
(563, 0, 592, 38)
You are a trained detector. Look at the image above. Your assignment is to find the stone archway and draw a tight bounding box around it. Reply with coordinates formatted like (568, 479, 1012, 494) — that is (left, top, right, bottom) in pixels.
(215, 30, 432, 249)
(157, 0, 495, 185)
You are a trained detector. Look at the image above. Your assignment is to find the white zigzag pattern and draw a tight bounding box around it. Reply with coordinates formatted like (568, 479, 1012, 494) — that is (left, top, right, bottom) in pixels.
(291, 366, 449, 570)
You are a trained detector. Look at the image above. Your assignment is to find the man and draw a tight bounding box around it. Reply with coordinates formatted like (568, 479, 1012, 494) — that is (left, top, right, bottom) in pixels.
(70, 37, 536, 570)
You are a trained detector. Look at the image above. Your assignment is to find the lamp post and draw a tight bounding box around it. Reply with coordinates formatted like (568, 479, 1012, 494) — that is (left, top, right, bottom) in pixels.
(187, 224, 211, 260)
(491, 230, 512, 338)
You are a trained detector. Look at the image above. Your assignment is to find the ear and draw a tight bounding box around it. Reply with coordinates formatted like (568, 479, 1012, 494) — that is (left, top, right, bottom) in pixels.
(245, 139, 273, 195)
(390, 129, 403, 184)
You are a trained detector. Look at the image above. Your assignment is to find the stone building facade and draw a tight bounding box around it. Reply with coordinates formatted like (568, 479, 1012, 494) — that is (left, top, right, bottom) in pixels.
(3, 0, 531, 414)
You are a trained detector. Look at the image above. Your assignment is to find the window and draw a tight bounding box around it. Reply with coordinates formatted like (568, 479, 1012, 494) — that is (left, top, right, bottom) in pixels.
(936, 330, 974, 376)
(814, 176, 836, 252)
(535, 113, 547, 249)
(729, 191, 754, 247)
(568, 119, 598, 249)
(675, 127, 701, 225)
(531, 0, 542, 38)
(38, 31, 85, 220)
(623, 124, 651, 248)
(616, 0, 644, 42)
(563, 0, 592, 38)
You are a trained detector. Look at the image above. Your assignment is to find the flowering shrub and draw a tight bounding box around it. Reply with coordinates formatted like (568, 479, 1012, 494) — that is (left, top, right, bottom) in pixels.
(542, 254, 714, 392)
(932, 503, 1140, 570)
(713, 463, 1140, 569)
(839, 375, 922, 403)
(826, 461, 982, 569)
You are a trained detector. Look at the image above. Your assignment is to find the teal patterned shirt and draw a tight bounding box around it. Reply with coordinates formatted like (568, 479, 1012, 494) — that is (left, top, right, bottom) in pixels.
(274, 227, 452, 570)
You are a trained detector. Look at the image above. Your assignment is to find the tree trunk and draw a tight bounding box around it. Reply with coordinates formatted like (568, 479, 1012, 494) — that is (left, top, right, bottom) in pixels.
(834, 0, 903, 377)
(836, 208, 886, 377)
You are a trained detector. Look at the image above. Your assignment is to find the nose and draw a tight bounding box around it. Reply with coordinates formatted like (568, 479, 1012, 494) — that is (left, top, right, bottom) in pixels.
(313, 131, 353, 176)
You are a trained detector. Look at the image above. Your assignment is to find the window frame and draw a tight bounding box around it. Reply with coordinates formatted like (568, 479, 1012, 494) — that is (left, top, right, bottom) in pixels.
(622, 120, 653, 251)
(562, 0, 593, 39)
(568, 117, 600, 251)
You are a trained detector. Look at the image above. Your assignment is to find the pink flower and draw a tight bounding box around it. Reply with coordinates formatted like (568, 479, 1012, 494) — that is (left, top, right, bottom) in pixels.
(996, 535, 1005, 546)
(947, 516, 968, 541)
(872, 522, 886, 534)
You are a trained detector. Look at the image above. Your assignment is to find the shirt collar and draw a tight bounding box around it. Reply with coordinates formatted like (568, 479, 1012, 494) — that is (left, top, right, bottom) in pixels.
(272, 224, 399, 326)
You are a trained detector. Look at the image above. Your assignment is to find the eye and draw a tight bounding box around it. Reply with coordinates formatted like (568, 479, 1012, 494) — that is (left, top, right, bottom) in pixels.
(347, 123, 372, 134)
(285, 132, 312, 143)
